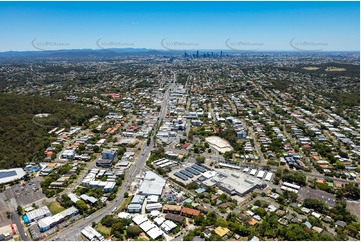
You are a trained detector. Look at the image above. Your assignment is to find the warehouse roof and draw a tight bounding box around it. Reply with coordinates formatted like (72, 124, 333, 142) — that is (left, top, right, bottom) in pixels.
(154, 216, 166, 226)
(147, 227, 163, 240)
(133, 215, 147, 225)
(140, 220, 156, 232)
(139, 171, 166, 196)
(0, 168, 26, 184)
(26, 206, 51, 221)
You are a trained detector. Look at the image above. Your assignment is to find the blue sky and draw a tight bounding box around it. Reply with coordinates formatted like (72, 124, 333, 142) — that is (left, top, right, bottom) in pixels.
(0, 1, 359, 51)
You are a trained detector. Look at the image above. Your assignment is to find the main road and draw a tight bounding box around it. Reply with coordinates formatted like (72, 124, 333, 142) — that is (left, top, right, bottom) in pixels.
(50, 78, 174, 241)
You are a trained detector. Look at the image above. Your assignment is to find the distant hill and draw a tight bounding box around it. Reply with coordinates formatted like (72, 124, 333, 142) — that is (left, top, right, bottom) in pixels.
(0, 94, 105, 169)
(0, 49, 358, 61)
(0, 48, 176, 60)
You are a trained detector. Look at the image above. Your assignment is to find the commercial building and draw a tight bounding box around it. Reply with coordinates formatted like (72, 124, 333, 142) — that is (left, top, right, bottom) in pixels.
(147, 195, 159, 204)
(25, 206, 51, 222)
(128, 204, 142, 213)
(60, 149, 76, 159)
(96, 159, 113, 168)
(38, 206, 79, 232)
(139, 171, 166, 197)
(146, 203, 163, 212)
(128, 195, 145, 213)
(209, 169, 266, 196)
(205, 136, 233, 153)
(0, 168, 26, 185)
(101, 149, 117, 161)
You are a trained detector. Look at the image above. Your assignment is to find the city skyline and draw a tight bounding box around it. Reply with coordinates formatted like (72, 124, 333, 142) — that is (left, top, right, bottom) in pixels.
(0, 1, 359, 52)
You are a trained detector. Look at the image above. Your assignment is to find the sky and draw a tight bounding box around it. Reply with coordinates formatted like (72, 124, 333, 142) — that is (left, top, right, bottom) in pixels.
(0, 1, 359, 51)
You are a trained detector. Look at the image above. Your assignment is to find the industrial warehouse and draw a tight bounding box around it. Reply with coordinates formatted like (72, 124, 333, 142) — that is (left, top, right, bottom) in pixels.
(202, 169, 267, 196)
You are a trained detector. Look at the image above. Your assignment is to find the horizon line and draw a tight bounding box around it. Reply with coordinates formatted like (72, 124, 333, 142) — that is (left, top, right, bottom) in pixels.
(0, 48, 360, 54)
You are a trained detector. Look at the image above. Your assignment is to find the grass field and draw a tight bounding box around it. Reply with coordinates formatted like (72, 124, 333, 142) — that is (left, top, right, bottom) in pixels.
(117, 196, 133, 213)
(95, 224, 111, 238)
(47, 201, 65, 215)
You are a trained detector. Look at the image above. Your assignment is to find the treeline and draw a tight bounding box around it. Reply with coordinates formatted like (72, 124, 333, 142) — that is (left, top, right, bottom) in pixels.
(0, 93, 104, 168)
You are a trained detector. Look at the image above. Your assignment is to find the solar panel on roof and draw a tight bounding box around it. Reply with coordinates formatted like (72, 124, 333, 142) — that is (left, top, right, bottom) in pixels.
(185, 167, 200, 175)
(191, 164, 206, 172)
(180, 170, 194, 178)
(0, 170, 17, 179)
(174, 172, 188, 181)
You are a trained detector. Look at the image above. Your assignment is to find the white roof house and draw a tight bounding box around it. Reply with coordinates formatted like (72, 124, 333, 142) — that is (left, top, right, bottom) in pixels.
(146, 227, 163, 240)
(68, 193, 79, 204)
(133, 215, 148, 225)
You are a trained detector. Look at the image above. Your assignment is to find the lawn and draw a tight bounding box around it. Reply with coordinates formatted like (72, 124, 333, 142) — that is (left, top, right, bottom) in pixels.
(95, 224, 111, 238)
(47, 201, 65, 215)
(118, 196, 133, 213)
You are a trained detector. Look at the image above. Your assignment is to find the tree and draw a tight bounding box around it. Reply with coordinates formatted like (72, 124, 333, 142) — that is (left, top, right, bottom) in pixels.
(17, 205, 24, 215)
(75, 200, 88, 213)
(223, 151, 233, 160)
(124, 192, 129, 198)
(346, 221, 360, 239)
(111, 222, 124, 239)
(285, 224, 311, 241)
(303, 198, 327, 213)
(93, 145, 100, 153)
(126, 225, 142, 238)
(254, 207, 267, 217)
(101, 215, 117, 227)
(196, 156, 205, 163)
(215, 218, 228, 227)
(335, 161, 345, 170)
(6, 211, 11, 219)
(254, 200, 262, 207)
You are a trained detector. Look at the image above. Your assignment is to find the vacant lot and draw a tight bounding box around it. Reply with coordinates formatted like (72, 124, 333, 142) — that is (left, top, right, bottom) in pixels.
(47, 201, 65, 215)
(347, 201, 360, 221)
(95, 224, 111, 238)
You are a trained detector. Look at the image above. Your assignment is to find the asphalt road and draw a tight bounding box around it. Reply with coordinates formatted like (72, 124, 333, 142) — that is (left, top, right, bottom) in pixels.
(50, 79, 173, 241)
(11, 211, 28, 241)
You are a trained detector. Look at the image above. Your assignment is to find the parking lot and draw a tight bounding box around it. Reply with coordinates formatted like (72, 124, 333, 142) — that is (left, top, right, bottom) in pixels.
(29, 214, 82, 240)
(3, 177, 46, 207)
(0, 177, 47, 227)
